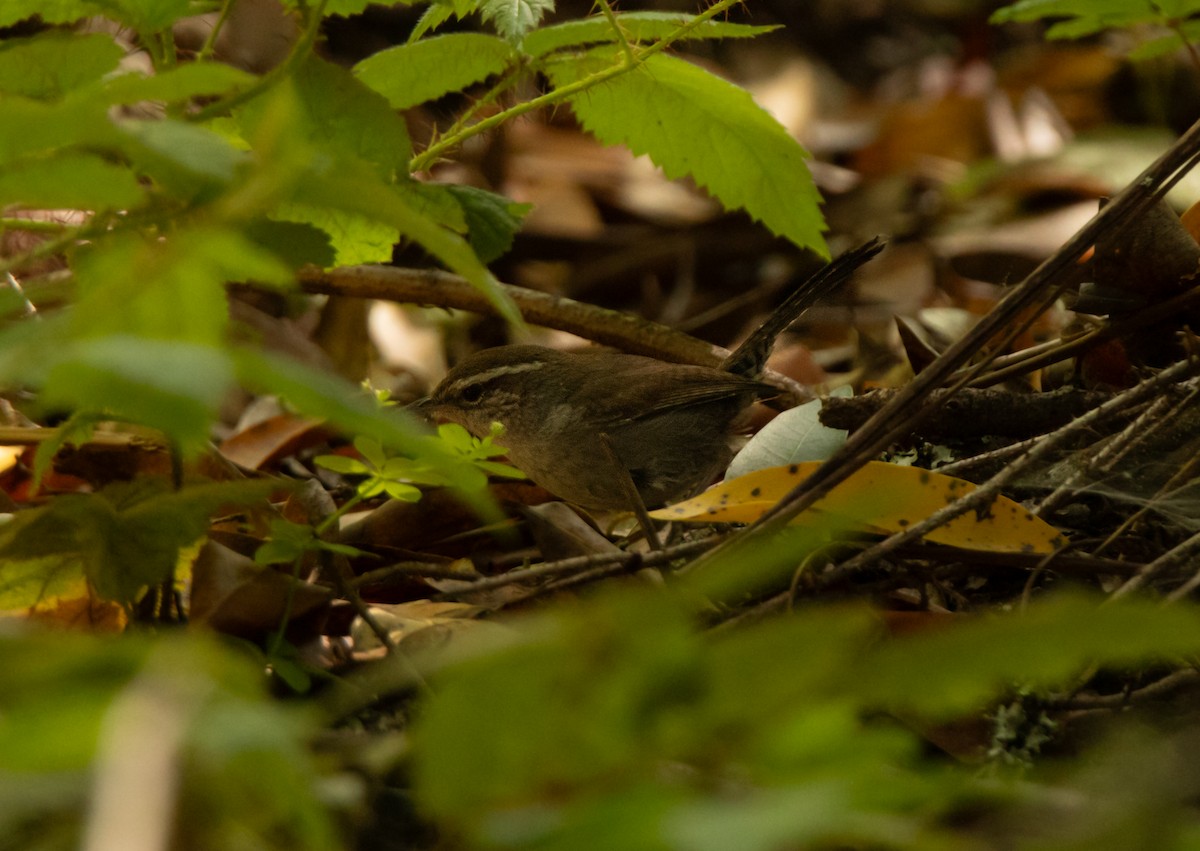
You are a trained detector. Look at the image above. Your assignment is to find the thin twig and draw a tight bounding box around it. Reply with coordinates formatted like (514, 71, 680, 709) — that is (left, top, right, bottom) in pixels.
(432, 535, 720, 601)
(686, 114, 1200, 578)
(1033, 393, 1178, 516)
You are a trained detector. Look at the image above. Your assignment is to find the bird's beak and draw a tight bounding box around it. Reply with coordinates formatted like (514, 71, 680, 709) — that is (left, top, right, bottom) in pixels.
(407, 396, 439, 424)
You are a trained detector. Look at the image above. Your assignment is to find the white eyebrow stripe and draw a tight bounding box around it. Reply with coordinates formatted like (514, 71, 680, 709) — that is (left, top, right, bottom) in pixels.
(452, 359, 546, 391)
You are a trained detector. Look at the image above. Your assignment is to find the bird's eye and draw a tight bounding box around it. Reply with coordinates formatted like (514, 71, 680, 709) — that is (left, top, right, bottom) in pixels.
(460, 383, 484, 404)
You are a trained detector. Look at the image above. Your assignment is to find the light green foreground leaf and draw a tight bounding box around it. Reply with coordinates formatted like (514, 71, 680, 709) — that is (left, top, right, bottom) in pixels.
(0, 634, 339, 849)
(409, 589, 1200, 847)
(354, 32, 517, 111)
(98, 62, 255, 105)
(547, 50, 826, 255)
(0, 31, 122, 99)
(521, 11, 778, 58)
(0, 152, 142, 210)
(991, 0, 1200, 39)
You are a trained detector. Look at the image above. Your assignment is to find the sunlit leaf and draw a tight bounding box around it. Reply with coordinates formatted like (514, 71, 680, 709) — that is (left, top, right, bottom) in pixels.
(652, 461, 1064, 554)
(354, 33, 516, 111)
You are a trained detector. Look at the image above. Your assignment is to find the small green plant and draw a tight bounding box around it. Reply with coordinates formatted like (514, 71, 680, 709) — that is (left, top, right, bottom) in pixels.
(992, 0, 1200, 61)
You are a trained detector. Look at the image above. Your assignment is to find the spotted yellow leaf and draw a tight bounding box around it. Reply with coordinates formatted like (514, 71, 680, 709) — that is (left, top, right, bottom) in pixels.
(650, 461, 1064, 554)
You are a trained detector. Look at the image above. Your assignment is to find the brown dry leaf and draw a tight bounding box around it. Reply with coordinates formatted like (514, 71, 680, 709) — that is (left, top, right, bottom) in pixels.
(650, 461, 1063, 554)
(218, 413, 330, 471)
(25, 592, 127, 632)
(518, 502, 618, 560)
(190, 540, 332, 637)
(350, 600, 504, 657)
(855, 94, 991, 177)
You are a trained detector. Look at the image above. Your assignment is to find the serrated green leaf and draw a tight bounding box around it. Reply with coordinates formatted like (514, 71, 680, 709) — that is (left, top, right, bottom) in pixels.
(443, 184, 530, 263)
(410, 2, 458, 41)
(98, 62, 255, 106)
(989, 0, 1193, 37)
(270, 204, 398, 266)
(295, 167, 522, 326)
(0, 151, 142, 210)
(398, 180, 470, 233)
(521, 12, 778, 59)
(546, 50, 826, 255)
(0, 31, 122, 99)
(0, 480, 277, 604)
(291, 56, 412, 175)
(354, 33, 516, 111)
(480, 0, 554, 42)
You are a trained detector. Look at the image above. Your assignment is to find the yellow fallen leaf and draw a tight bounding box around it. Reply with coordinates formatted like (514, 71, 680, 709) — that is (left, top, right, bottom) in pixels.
(650, 461, 1064, 554)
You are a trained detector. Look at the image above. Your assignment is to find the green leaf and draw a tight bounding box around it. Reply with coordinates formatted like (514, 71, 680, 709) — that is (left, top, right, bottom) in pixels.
(521, 12, 779, 59)
(413, 593, 700, 819)
(233, 347, 488, 499)
(256, 517, 317, 565)
(0, 151, 142, 210)
(316, 0, 427, 15)
(0, 95, 114, 164)
(0, 633, 338, 848)
(409, 1, 460, 41)
(0, 480, 277, 604)
(384, 481, 423, 501)
(72, 227, 293, 345)
(270, 204, 398, 266)
(354, 435, 388, 469)
(0, 554, 87, 612)
(1, 0, 192, 31)
(397, 180, 470, 233)
(354, 33, 517, 111)
(546, 51, 826, 256)
(444, 184, 530, 263)
(861, 594, 1200, 718)
(244, 219, 337, 269)
(290, 56, 413, 175)
(295, 167, 523, 326)
(117, 118, 249, 197)
(0, 31, 122, 99)
(480, 0, 554, 42)
(314, 454, 371, 475)
(98, 62, 255, 106)
(42, 339, 234, 453)
(104, 0, 194, 32)
(989, 0, 1194, 38)
(0, 1, 117, 28)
